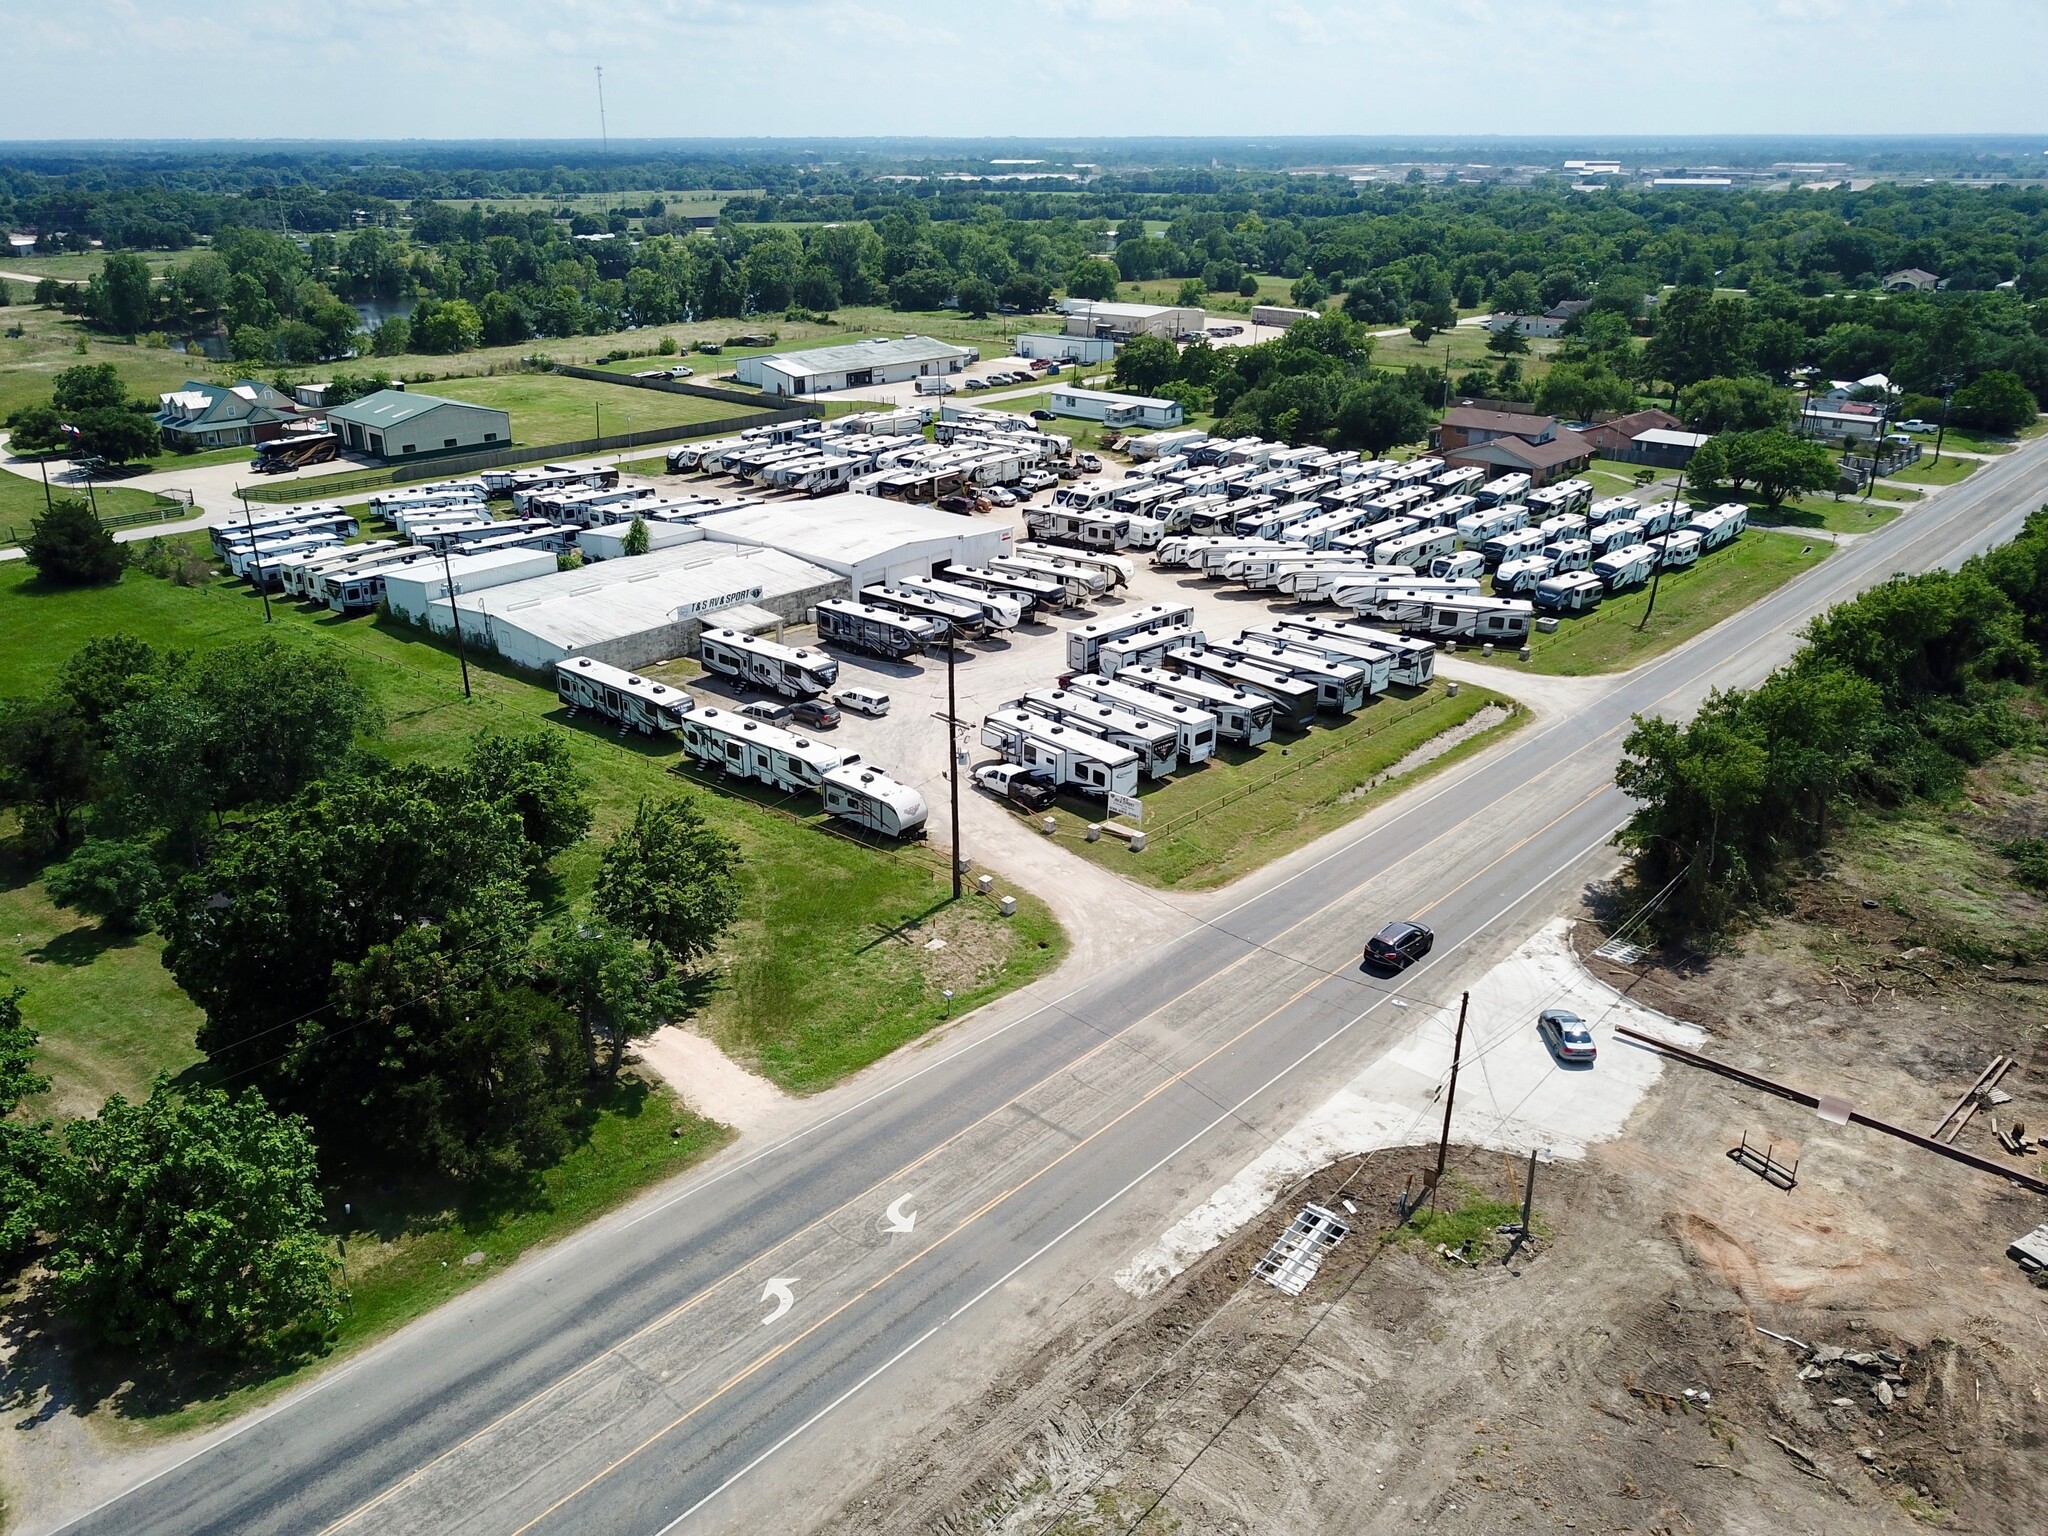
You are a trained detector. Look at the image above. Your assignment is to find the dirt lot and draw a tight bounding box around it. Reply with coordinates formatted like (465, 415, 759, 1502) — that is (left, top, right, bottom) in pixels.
(812, 769, 2048, 1535)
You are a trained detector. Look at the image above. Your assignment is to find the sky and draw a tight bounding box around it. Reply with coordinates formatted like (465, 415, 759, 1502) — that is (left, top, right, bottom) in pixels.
(3, 0, 2039, 141)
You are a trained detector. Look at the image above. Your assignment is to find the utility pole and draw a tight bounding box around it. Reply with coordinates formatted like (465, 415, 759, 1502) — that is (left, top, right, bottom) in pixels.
(1933, 379, 1955, 464)
(36, 453, 51, 512)
(595, 402, 603, 446)
(439, 540, 473, 698)
(240, 491, 272, 624)
(1638, 424, 1689, 631)
(946, 626, 962, 900)
(1433, 991, 1469, 1191)
(80, 460, 99, 518)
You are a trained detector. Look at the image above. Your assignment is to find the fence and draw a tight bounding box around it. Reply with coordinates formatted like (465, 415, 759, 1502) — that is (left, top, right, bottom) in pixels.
(240, 405, 813, 504)
(553, 363, 813, 415)
(2, 489, 193, 548)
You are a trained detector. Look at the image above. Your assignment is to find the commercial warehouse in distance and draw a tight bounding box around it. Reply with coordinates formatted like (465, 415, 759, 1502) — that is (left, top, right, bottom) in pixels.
(325, 388, 513, 461)
(733, 336, 977, 397)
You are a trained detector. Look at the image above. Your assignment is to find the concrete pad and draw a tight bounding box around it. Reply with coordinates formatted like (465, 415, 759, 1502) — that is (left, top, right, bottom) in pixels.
(634, 1025, 798, 1138)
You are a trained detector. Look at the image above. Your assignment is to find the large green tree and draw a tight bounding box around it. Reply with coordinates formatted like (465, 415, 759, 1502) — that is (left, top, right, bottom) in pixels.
(1676, 375, 1790, 434)
(1645, 286, 1751, 389)
(0, 990, 55, 1266)
(24, 498, 125, 587)
(591, 795, 742, 962)
(0, 692, 95, 850)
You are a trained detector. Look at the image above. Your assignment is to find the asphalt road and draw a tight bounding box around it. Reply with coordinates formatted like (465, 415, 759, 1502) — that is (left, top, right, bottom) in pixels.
(47, 442, 2048, 1536)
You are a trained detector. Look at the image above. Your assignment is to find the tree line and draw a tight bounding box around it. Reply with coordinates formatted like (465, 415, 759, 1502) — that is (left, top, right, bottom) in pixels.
(0, 632, 743, 1362)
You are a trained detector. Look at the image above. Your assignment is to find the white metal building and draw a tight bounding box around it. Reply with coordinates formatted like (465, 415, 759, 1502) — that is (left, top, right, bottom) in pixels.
(693, 495, 1014, 590)
(325, 389, 513, 460)
(1012, 333, 1118, 364)
(1251, 305, 1320, 329)
(421, 544, 843, 671)
(1057, 300, 1204, 341)
(734, 336, 976, 397)
(383, 547, 558, 624)
(1047, 387, 1185, 429)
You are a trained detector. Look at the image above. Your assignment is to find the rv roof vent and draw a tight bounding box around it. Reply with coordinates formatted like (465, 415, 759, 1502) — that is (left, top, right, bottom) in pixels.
(576, 658, 592, 668)
(627, 675, 643, 685)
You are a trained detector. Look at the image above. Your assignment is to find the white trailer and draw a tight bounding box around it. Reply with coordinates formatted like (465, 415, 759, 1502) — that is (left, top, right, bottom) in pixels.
(1052, 482, 1116, 513)
(1200, 637, 1368, 715)
(1657, 529, 1705, 569)
(371, 486, 488, 519)
(1475, 472, 1531, 508)
(1126, 427, 1210, 461)
(555, 656, 696, 735)
(1586, 495, 1640, 528)
(698, 628, 839, 698)
(1533, 570, 1605, 613)
(1109, 480, 1177, 520)
(1065, 602, 1196, 673)
(978, 708, 1140, 799)
(229, 532, 343, 583)
(1482, 526, 1550, 568)
(1373, 527, 1458, 570)
(820, 760, 928, 839)
(893, 575, 1022, 631)
(816, 600, 944, 660)
(1416, 596, 1534, 644)
(1592, 543, 1658, 592)
(988, 554, 1109, 604)
(1240, 626, 1392, 696)
(1019, 689, 1180, 778)
(1329, 573, 1482, 616)
(1684, 503, 1746, 552)
(1169, 648, 1319, 729)
(1455, 505, 1529, 550)
(1096, 623, 1206, 679)
(680, 706, 844, 794)
(1063, 674, 1219, 764)
(278, 540, 400, 599)
(1631, 499, 1683, 538)
(1329, 515, 1420, 557)
(1589, 519, 1646, 558)
(1492, 554, 1558, 595)
(209, 504, 353, 554)
(1015, 541, 1132, 589)
(1527, 479, 1593, 517)
(1233, 500, 1323, 542)
(1115, 665, 1276, 745)
(1542, 538, 1595, 573)
(1431, 465, 1486, 497)
(1410, 495, 1477, 530)
(1272, 616, 1436, 687)
(863, 584, 989, 637)
(941, 563, 1062, 616)
(1429, 550, 1486, 582)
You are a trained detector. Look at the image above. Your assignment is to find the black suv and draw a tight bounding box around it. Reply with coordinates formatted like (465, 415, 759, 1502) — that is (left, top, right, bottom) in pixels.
(1364, 920, 1434, 971)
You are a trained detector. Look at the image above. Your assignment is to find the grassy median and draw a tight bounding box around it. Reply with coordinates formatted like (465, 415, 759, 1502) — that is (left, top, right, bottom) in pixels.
(1044, 683, 1522, 890)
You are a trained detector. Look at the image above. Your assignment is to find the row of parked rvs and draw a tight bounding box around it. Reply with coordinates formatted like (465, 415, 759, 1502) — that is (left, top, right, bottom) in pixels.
(553, 655, 925, 838)
(666, 408, 1067, 501)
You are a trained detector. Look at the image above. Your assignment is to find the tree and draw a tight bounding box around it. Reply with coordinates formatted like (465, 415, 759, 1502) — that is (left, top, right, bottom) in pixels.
(540, 922, 682, 1078)
(1697, 428, 1837, 510)
(1175, 278, 1206, 308)
(1289, 273, 1328, 308)
(1408, 320, 1436, 344)
(1644, 286, 1751, 389)
(887, 267, 952, 311)
(185, 637, 373, 810)
(24, 499, 124, 588)
(464, 729, 593, 866)
(44, 1081, 339, 1359)
(84, 253, 154, 335)
(1950, 370, 2038, 435)
(999, 271, 1051, 312)
(51, 363, 127, 415)
(1490, 271, 1540, 316)
(1533, 362, 1635, 420)
(410, 297, 482, 354)
(1334, 373, 1432, 456)
(622, 515, 650, 556)
(1676, 375, 1790, 434)
(1064, 259, 1121, 302)
(57, 631, 173, 741)
(956, 275, 997, 319)
(73, 406, 160, 465)
(1237, 273, 1260, 298)
(1113, 334, 1180, 395)
(44, 839, 164, 932)
(370, 315, 412, 356)
(0, 989, 54, 1267)
(1485, 321, 1529, 357)
(591, 795, 742, 962)
(4, 403, 63, 453)
(0, 693, 96, 850)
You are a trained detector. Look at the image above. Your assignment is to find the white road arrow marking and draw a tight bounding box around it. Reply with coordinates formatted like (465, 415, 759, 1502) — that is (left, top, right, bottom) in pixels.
(759, 1278, 797, 1325)
(882, 1194, 917, 1234)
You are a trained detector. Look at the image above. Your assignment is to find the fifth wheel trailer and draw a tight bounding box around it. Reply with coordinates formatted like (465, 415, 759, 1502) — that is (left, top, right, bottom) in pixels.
(1065, 602, 1197, 673)
(978, 708, 1141, 799)
(1237, 626, 1392, 697)
(698, 629, 840, 698)
(939, 564, 1063, 616)
(1016, 689, 1180, 778)
(1015, 542, 1132, 589)
(816, 600, 944, 661)
(890, 575, 1023, 632)
(820, 761, 928, 839)
(1168, 648, 1318, 730)
(1095, 622, 1206, 679)
(1061, 675, 1219, 765)
(555, 656, 696, 735)
(1193, 638, 1368, 715)
(1108, 665, 1277, 746)
(1270, 616, 1438, 687)
(679, 706, 845, 794)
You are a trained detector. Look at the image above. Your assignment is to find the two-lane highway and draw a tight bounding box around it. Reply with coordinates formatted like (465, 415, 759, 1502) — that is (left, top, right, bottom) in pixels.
(49, 445, 2048, 1536)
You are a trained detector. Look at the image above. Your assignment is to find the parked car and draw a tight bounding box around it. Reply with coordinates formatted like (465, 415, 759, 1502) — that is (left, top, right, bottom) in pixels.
(1042, 365, 1062, 377)
(1363, 920, 1433, 971)
(985, 486, 1019, 507)
(1076, 452, 1102, 472)
(791, 698, 841, 729)
(739, 699, 794, 726)
(1537, 1008, 1597, 1063)
(1030, 408, 1056, 422)
(834, 685, 891, 717)
(1020, 469, 1058, 492)
(1898, 418, 1935, 433)
(937, 494, 976, 514)
(1028, 358, 1052, 371)
(695, 341, 723, 354)
(667, 365, 695, 379)
(965, 378, 990, 391)
(974, 762, 1057, 812)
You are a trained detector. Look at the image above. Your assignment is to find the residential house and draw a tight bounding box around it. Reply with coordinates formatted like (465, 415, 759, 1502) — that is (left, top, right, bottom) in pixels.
(1434, 405, 1594, 486)
(154, 379, 302, 449)
(1576, 407, 1682, 459)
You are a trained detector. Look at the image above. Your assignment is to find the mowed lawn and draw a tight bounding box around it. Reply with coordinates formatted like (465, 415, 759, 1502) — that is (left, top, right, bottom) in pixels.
(1050, 684, 1521, 890)
(429, 372, 776, 445)
(0, 469, 184, 546)
(1484, 529, 1829, 676)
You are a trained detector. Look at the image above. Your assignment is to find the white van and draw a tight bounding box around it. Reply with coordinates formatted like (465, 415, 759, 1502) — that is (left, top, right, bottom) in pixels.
(834, 686, 892, 717)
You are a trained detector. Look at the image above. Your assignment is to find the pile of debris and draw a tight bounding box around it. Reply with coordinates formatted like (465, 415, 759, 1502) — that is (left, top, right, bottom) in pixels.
(1793, 1339, 1912, 1412)
(1990, 1115, 2039, 1157)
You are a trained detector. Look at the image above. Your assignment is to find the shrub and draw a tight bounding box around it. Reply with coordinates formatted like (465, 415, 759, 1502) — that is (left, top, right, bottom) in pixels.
(25, 498, 126, 586)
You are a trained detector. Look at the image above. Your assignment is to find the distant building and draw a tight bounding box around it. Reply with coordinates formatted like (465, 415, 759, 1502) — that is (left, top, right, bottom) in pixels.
(1012, 333, 1117, 364)
(1883, 267, 1941, 293)
(6, 233, 36, 256)
(326, 388, 512, 461)
(733, 335, 975, 397)
(1434, 405, 1593, 487)
(1251, 304, 1319, 329)
(1627, 427, 1712, 469)
(155, 379, 301, 449)
(1576, 407, 1683, 459)
(1046, 386, 1185, 430)
(1057, 300, 1205, 341)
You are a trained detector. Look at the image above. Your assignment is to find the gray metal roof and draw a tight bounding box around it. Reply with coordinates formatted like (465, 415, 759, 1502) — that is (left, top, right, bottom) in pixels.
(327, 389, 503, 429)
(754, 336, 973, 379)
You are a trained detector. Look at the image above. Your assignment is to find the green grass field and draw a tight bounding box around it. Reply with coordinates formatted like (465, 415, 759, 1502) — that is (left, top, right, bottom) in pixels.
(1046, 684, 1521, 889)
(1884, 452, 1977, 486)
(0, 302, 200, 422)
(1483, 530, 1829, 676)
(425, 371, 774, 445)
(0, 469, 187, 546)
(0, 251, 184, 284)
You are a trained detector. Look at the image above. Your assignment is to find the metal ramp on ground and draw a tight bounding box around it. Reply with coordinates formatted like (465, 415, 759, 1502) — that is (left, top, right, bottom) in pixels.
(1254, 1204, 1349, 1295)
(1594, 936, 1647, 965)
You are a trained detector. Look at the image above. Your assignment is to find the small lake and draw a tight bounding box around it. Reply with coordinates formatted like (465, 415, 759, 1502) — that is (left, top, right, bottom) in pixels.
(352, 298, 416, 327)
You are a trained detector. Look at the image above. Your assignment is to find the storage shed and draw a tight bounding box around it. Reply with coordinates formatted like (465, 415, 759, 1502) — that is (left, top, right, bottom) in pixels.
(693, 495, 1014, 591)
(326, 389, 513, 461)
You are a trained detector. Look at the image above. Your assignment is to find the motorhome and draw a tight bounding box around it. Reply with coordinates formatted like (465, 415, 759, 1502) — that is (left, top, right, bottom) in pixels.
(1096, 623, 1206, 678)
(1533, 570, 1605, 613)
(1018, 689, 1180, 778)
(1588, 519, 1646, 558)
(1592, 543, 1659, 591)
(1064, 603, 1196, 673)
(1015, 542, 1132, 589)
(978, 708, 1141, 799)
(1429, 550, 1486, 582)
(1482, 526, 1550, 569)
(1114, 665, 1276, 745)
(554, 656, 696, 735)
(1542, 538, 1595, 573)
(940, 563, 1062, 616)
(697, 629, 839, 698)
(816, 600, 944, 661)
(1455, 505, 1530, 550)
(1200, 637, 1368, 715)
(1474, 472, 1530, 508)
(1169, 648, 1318, 730)
(1240, 625, 1391, 696)
(1272, 616, 1437, 687)
(1063, 675, 1219, 764)
(892, 575, 1023, 632)
(863, 584, 990, 638)
(680, 706, 845, 795)
(1658, 528, 1705, 569)
(1373, 527, 1458, 570)
(820, 761, 928, 839)
(1492, 554, 1558, 595)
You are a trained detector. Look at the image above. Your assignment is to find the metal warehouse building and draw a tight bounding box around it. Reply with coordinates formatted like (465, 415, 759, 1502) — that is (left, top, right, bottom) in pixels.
(325, 389, 513, 461)
(692, 495, 1014, 590)
(1057, 300, 1204, 341)
(733, 336, 976, 397)
(422, 544, 844, 671)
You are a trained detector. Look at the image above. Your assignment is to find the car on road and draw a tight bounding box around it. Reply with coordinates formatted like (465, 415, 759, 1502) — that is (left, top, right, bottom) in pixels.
(834, 686, 891, 717)
(914, 378, 956, 395)
(1030, 408, 1056, 422)
(790, 698, 841, 729)
(1536, 1008, 1597, 1063)
(974, 762, 1057, 812)
(1363, 919, 1433, 970)
(739, 700, 794, 726)
(1898, 418, 1935, 433)
(1020, 469, 1058, 492)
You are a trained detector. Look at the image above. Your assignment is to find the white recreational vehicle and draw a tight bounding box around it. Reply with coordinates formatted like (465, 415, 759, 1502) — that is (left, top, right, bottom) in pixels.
(680, 706, 844, 794)
(1169, 648, 1319, 730)
(978, 708, 1141, 799)
(820, 761, 928, 839)
(1586, 495, 1640, 528)
(1474, 472, 1531, 508)
(1592, 543, 1659, 591)
(555, 656, 696, 735)
(697, 629, 839, 698)
(940, 563, 1062, 616)
(1015, 542, 1132, 589)
(1684, 503, 1747, 552)
(1429, 550, 1486, 582)
(891, 575, 1023, 631)
(1416, 596, 1534, 644)
(1588, 519, 1646, 558)
(1200, 637, 1369, 714)
(1543, 537, 1595, 573)
(816, 600, 944, 660)
(1095, 622, 1206, 678)
(1052, 482, 1116, 514)
(1062, 675, 1219, 765)
(862, 583, 989, 637)
(1114, 665, 1276, 745)
(1064, 602, 1197, 673)
(1533, 570, 1605, 613)
(1492, 555, 1558, 596)
(1482, 526, 1550, 569)
(1240, 625, 1392, 696)
(1271, 617, 1435, 687)
(1373, 527, 1457, 570)
(1017, 689, 1180, 778)
(988, 554, 1109, 605)
(1657, 529, 1705, 569)
(1455, 505, 1530, 550)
